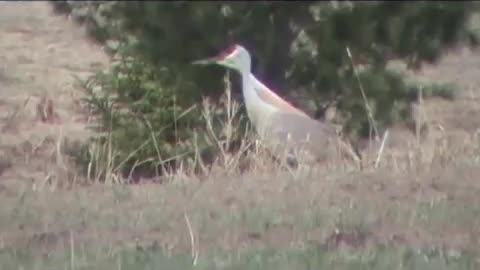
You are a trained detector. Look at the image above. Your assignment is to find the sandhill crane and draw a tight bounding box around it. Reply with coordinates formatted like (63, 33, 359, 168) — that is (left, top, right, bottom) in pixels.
(193, 44, 358, 166)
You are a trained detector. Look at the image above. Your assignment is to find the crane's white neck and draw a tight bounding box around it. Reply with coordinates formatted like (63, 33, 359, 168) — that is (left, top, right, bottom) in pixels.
(239, 69, 276, 135)
(219, 46, 279, 135)
(240, 70, 258, 109)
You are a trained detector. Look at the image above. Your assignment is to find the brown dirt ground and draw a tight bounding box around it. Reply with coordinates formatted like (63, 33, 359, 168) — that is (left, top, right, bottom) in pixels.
(0, 2, 109, 187)
(1, 1, 480, 257)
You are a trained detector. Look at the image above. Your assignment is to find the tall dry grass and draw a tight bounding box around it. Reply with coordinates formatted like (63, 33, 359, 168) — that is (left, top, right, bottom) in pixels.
(64, 52, 480, 187)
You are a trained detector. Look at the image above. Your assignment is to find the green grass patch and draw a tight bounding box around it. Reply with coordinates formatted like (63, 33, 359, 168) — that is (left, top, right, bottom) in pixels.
(0, 242, 477, 270)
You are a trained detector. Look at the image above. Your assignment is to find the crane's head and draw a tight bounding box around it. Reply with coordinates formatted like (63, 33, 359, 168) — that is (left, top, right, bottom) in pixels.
(193, 44, 251, 73)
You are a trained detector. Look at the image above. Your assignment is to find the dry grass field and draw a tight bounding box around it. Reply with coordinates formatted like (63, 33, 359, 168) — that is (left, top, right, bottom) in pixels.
(1, 2, 480, 269)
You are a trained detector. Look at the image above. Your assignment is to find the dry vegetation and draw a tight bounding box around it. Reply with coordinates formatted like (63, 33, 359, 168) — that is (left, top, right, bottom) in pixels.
(1, 2, 480, 269)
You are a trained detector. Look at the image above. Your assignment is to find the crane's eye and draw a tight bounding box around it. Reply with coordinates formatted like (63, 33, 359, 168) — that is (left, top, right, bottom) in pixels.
(226, 56, 234, 62)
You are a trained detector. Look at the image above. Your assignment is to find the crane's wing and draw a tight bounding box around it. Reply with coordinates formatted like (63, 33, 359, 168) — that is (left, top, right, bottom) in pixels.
(267, 111, 360, 164)
(267, 111, 338, 142)
(262, 111, 342, 163)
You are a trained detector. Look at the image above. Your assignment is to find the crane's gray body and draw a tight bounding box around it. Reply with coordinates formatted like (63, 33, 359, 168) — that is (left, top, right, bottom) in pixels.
(193, 44, 357, 165)
(263, 110, 342, 164)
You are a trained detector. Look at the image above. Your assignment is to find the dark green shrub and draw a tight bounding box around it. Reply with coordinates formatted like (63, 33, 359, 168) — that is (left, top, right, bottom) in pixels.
(51, 1, 480, 178)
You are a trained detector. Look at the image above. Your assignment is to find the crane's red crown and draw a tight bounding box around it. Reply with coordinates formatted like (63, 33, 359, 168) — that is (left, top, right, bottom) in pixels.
(216, 44, 239, 60)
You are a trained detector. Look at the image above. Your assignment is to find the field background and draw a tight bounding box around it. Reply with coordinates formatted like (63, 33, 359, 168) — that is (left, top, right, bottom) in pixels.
(1, 2, 480, 269)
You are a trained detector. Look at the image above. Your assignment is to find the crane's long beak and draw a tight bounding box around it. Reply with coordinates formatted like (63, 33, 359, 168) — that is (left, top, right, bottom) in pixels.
(192, 56, 221, 65)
